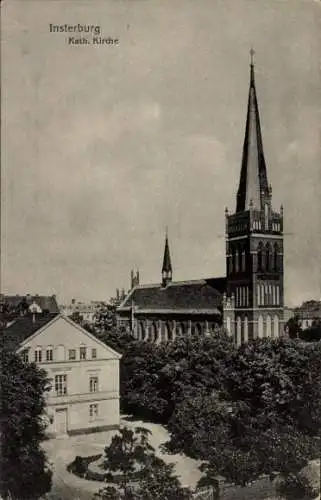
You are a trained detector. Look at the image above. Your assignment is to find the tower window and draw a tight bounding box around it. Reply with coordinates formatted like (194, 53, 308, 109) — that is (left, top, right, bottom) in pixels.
(265, 204, 269, 230)
(257, 242, 263, 271)
(235, 251, 239, 273)
(266, 243, 272, 271)
(241, 250, 246, 272)
(273, 243, 279, 271)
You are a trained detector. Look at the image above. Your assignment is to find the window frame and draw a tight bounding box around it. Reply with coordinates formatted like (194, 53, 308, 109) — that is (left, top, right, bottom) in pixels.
(46, 347, 53, 362)
(89, 376, 99, 393)
(89, 403, 99, 421)
(54, 374, 67, 396)
(80, 346, 87, 360)
(68, 349, 76, 361)
(34, 348, 42, 363)
(91, 348, 97, 359)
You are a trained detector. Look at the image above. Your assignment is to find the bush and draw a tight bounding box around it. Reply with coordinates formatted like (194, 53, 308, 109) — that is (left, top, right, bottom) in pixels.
(74, 456, 88, 477)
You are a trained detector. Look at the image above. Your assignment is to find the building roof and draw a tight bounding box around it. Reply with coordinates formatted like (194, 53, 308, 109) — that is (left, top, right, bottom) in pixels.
(1, 294, 59, 314)
(1, 313, 58, 351)
(118, 277, 226, 315)
(236, 59, 270, 212)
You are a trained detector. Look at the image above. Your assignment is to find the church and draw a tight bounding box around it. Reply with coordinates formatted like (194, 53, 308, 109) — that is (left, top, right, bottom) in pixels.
(117, 57, 284, 345)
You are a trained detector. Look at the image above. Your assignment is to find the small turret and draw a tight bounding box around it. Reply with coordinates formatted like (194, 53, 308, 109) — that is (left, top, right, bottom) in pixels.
(162, 230, 173, 287)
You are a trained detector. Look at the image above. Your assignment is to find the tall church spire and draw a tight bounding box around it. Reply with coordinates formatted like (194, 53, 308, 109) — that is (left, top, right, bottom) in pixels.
(236, 50, 270, 213)
(162, 230, 172, 287)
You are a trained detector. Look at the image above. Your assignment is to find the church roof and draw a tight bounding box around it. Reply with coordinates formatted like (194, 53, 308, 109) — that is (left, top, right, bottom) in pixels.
(236, 56, 270, 212)
(118, 277, 226, 315)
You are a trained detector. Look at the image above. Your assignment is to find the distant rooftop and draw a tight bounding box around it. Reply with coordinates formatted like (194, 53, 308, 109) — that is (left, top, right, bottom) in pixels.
(1, 294, 59, 315)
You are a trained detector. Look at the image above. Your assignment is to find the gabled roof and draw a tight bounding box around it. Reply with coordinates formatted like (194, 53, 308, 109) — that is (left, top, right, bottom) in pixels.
(236, 61, 269, 212)
(1, 313, 122, 359)
(117, 277, 226, 314)
(1, 313, 58, 351)
(1, 294, 59, 314)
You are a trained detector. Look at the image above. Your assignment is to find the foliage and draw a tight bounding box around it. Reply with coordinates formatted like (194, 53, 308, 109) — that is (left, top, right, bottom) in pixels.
(167, 338, 321, 487)
(121, 331, 235, 423)
(0, 349, 52, 499)
(94, 426, 192, 500)
(74, 455, 88, 477)
(102, 427, 154, 486)
(300, 323, 321, 342)
(285, 315, 302, 339)
(90, 317, 321, 491)
(0, 298, 29, 328)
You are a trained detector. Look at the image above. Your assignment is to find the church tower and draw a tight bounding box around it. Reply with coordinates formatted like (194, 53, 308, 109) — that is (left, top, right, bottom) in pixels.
(225, 52, 284, 344)
(162, 231, 173, 287)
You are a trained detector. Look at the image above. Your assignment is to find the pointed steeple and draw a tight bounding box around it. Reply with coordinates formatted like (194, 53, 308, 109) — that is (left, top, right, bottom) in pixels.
(236, 50, 270, 213)
(161, 230, 172, 287)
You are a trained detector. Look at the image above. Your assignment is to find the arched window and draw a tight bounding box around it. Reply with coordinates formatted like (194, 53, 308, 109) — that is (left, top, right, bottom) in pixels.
(265, 203, 269, 230)
(151, 323, 157, 343)
(241, 250, 246, 272)
(193, 323, 202, 336)
(266, 315, 272, 337)
(236, 316, 241, 345)
(160, 322, 167, 342)
(167, 323, 174, 341)
(235, 249, 239, 273)
(266, 243, 272, 271)
(260, 284, 265, 306)
(273, 315, 279, 338)
(137, 322, 144, 341)
(143, 323, 150, 341)
(244, 316, 249, 343)
(273, 243, 279, 271)
(226, 317, 231, 335)
(257, 242, 263, 271)
(258, 315, 264, 338)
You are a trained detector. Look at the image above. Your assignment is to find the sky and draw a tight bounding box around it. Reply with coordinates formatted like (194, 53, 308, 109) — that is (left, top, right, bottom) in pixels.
(1, 0, 321, 306)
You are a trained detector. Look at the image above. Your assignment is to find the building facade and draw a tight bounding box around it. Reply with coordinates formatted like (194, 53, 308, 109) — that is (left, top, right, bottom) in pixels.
(4, 312, 121, 437)
(117, 58, 284, 344)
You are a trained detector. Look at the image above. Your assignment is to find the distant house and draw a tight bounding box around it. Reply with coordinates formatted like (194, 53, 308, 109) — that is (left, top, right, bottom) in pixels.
(0, 294, 59, 326)
(60, 299, 103, 324)
(294, 301, 321, 330)
(3, 311, 121, 437)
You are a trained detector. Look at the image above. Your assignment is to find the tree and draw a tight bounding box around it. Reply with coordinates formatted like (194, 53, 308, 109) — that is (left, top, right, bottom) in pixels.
(0, 349, 52, 499)
(300, 322, 321, 342)
(94, 426, 192, 500)
(285, 314, 302, 339)
(166, 338, 321, 489)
